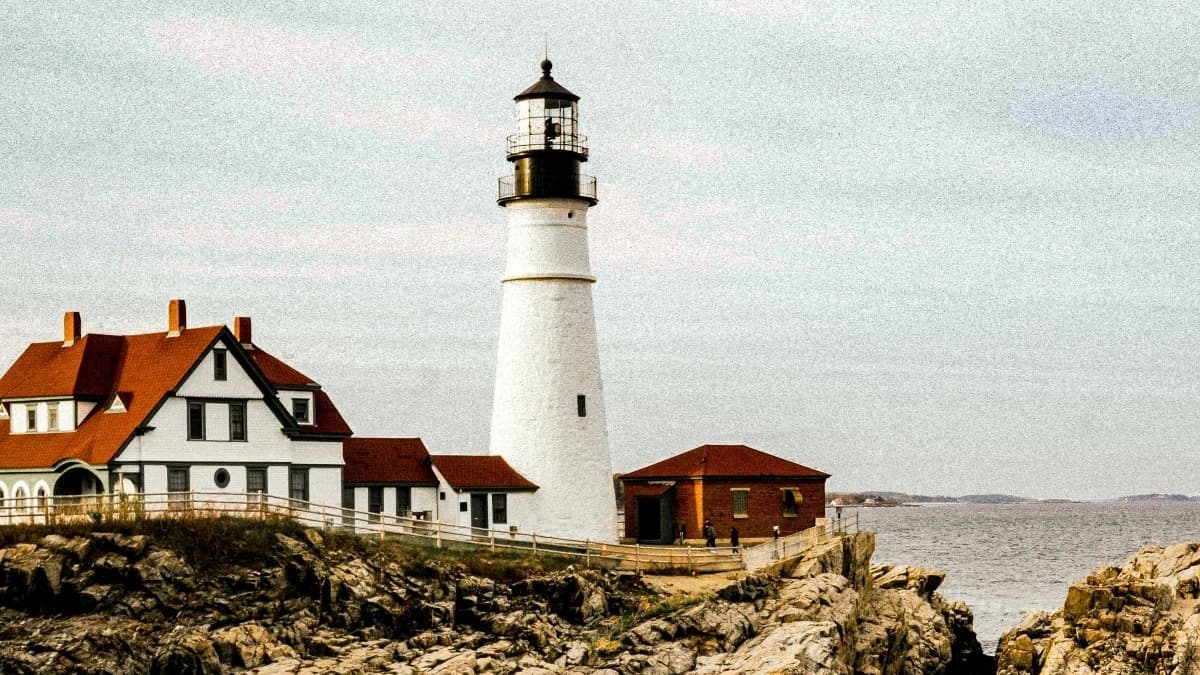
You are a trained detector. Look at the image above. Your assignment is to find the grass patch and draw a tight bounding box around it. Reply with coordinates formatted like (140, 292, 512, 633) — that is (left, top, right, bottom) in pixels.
(594, 591, 713, 645)
(0, 515, 307, 570)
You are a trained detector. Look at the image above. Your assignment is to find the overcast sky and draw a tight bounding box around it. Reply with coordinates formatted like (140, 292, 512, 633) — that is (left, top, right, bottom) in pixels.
(2, 2, 1198, 499)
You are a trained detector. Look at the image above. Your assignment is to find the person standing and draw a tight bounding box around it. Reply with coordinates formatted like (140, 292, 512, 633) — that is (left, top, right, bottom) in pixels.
(729, 526, 740, 551)
(703, 519, 716, 547)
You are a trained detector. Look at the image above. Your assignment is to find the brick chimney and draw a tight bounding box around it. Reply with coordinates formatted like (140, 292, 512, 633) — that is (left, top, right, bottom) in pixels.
(63, 311, 81, 347)
(233, 316, 253, 349)
(167, 299, 187, 337)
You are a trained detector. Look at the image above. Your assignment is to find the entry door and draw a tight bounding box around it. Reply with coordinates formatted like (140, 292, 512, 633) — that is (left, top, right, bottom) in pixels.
(637, 497, 662, 543)
(470, 493, 489, 532)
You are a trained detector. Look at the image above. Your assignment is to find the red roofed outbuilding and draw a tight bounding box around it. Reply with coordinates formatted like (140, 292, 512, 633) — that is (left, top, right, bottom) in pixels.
(620, 444, 829, 544)
(341, 438, 439, 520)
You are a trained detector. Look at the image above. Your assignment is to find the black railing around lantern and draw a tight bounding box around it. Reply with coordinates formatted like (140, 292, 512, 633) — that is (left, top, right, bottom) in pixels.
(498, 174, 597, 203)
(506, 132, 589, 158)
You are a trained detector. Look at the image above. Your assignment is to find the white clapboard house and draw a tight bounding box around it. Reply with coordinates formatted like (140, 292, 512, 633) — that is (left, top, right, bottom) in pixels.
(0, 300, 350, 513)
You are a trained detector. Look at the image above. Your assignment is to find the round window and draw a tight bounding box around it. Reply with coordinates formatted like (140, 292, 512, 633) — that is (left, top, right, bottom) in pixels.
(214, 468, 230, 489)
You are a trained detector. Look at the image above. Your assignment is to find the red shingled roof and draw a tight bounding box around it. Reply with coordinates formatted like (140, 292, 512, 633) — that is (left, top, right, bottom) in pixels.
(0, 327, 224, 469)
(247, 348, 315, 388)
(430, 455, 537, 491)
(248, 347, 350, 437)
(0, 334, 125, 399)
(622, 444, 829, 481)
(343, 438, 437, 485)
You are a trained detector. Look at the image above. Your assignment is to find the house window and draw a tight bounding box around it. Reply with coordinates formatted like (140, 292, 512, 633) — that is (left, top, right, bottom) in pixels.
(396, 486, 412, 516)
(782, 488, 801, 518)
(213, 349, 227, 381)
(732, 489, 749, 518)
(26, 407, 36, 432)
(492, 493, 508, 524)
(342, 486, 355, 525)
(246, 467, 267, 493)
(168, 467, 190, 492)
(459, 501, 468, 512)
(368, 486, 383, 522)
(288, 467, 309, 503)
(213, 468, 230, 488)
(47, 405, 58, 431)
(187, 402, 205, 440)
(577, 394, 586, 417)
(168, 466, 190, 509)
(292, 398, 309, 423)
(229, 402, 246, 441)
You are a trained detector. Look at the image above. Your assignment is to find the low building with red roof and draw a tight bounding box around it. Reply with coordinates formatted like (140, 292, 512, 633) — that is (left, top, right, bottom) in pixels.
(338, 437, 539, 535)
(620, 444, 830, 544)
(0, 301, 350, 511)
(341, 437, 439, 521)
(429, 453, 538, 534)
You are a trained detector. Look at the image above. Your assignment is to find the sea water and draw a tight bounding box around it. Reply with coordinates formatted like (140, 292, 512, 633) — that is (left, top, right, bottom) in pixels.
(847, 501, 1200, 653)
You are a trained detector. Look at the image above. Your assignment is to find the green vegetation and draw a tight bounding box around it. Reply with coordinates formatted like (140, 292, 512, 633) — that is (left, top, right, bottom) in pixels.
(0, 515, 581, 581)
(592, 591, 712, 654)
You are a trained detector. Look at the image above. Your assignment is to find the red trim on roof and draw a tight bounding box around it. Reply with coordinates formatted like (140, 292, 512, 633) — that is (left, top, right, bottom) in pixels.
(622, 444, 830, 481)
(343, 437, 437, 485)
(430, 455, 538, 491)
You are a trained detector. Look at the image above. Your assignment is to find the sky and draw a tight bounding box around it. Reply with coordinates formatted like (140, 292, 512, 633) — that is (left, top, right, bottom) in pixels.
(1, 2, 1198, 499)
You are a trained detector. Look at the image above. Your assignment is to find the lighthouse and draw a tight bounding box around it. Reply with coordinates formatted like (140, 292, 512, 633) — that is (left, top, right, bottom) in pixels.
(489, 60, 617, 543)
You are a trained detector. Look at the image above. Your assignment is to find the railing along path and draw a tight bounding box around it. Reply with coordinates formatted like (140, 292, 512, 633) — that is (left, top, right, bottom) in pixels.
(0, 492, 856, 574)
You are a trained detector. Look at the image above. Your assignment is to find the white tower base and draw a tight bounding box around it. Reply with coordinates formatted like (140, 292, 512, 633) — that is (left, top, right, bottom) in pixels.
(489, 198, 617, 543)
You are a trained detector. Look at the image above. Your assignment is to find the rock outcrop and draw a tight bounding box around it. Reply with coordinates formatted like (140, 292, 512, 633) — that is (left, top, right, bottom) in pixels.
(996, 542, 1200, 675)
(0, 523, 987, 673)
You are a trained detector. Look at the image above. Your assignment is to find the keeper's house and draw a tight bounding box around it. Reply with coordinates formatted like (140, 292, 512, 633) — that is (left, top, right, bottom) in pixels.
(620, 444, 829, 545)
(0, 300, 350, 510)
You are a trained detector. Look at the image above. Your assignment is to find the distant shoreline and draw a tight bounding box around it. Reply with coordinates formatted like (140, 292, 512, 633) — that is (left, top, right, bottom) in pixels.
(826, 492, 1200, 508)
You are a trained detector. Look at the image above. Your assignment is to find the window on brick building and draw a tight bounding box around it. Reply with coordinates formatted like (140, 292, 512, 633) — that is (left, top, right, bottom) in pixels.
(732, 489, 749, 518)
(782, 488, 801, 517)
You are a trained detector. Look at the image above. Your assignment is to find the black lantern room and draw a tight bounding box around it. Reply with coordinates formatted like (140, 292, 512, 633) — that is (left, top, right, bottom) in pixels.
(498, 60, 597, 206)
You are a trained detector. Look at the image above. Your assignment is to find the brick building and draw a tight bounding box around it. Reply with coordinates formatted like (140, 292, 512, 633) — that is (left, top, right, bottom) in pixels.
(620, 444, 829, 544)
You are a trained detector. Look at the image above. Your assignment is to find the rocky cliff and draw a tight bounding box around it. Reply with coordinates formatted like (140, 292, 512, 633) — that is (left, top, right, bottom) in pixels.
(996, 542, 1200, 675)
(0, 519, 987, 674)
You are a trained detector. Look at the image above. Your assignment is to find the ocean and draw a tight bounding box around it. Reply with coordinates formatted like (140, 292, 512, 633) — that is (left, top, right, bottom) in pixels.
(847, 501, 1200, 653)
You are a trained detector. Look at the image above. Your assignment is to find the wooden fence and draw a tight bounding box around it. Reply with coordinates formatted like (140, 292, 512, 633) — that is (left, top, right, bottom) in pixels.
(0, 492, 856, 574)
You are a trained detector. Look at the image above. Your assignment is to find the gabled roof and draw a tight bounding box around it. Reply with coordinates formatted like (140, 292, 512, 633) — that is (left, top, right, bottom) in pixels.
(0, 333, 125, 399)
(252, 346, 351, 438)
(343, 437, 437, 486)
(622, 444, 830, 481)
(0, 326, 224, 469)
(430, 454, 538, 491)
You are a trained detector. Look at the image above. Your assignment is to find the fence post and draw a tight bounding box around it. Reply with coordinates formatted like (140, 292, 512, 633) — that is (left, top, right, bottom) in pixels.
(490, 530, 496, 551)
(532, 533, 538, 555)
(635, 543, 641, 573)
(585, 540, 591, 568)
(435, 522, 442, 549)
(687, 545, 693, 573)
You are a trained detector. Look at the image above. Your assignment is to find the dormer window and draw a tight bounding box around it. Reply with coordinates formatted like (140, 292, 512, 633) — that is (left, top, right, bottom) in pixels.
(26, 408, 36, 432)
(292, 398, 309, 424)
(47, 405, 58, 432)
(213, 349, 227, 381)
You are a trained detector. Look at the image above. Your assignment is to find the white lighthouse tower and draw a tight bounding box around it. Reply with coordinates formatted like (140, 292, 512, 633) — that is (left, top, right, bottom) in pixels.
(489, 60, 617, 543)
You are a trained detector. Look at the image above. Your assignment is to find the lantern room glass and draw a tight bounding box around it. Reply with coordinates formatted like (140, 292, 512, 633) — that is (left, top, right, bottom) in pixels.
(516, 97, 578, 150)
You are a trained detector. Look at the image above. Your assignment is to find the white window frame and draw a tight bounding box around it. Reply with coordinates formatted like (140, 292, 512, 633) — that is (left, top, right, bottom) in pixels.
(731, 488, 750, 519)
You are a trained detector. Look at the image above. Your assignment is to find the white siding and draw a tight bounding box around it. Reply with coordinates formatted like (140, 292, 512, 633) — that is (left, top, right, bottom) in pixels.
(280, 390, 315, 424)
(77, 400, 96, 425)
(176, 346, 261, 399)
(11, 403, 27, 433)
(491, 197, 617, 542)
(112, 339, 343, 509)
